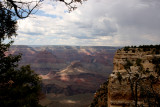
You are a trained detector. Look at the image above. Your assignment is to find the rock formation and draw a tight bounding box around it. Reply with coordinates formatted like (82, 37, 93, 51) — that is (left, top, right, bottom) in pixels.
(108, 46, 160, 107)
(40, 61, 108, 96)
(91, 45, 160, 107)
(8, 45, 117, 74)
(8, 45, 118, 106)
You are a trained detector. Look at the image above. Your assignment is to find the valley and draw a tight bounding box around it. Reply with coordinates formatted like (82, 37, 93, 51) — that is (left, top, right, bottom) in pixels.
(8, 45, 119, 107)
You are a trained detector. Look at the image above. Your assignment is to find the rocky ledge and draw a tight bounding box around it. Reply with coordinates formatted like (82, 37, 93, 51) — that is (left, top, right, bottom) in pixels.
(108, 45, 160, 107)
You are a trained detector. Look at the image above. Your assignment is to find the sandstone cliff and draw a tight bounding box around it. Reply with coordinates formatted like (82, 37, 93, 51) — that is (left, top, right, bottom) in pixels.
(108, 46, 160, 107)
(91, 45, 160, 107)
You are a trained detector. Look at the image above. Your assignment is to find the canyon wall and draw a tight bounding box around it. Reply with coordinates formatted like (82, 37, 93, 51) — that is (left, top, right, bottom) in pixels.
(108, 47, 160, 107)
(8, 45, 119, 106)
(7, 45, 118, 96)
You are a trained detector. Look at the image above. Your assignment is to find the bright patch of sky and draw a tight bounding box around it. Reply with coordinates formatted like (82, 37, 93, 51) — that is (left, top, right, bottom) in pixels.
(13, 0, 160, 46)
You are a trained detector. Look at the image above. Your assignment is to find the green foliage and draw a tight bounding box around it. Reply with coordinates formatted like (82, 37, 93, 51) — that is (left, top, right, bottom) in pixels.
(145, 68, 150, 73)
(124, 57, 160, 106)
(90, 81, 108, 107)
(143, 48, 150, 52)
(136, 59, 141, 66)
(0, 2, 43, 107)
(0, 2, 17, 40)
(124, 59, 133, 70)
(155, 50, 160, 54)
(120, 45, 160, 106)
(117, 72, 122, 85)
(152, 57, 160, 75)
(134, 73, 139, 78)
(152, 57, 160, 65)
(124, 46, 130, 51)
(122, 44, 160, 53)
(0, 65, 43, 107)
(132, 49, 136, 53)
(140, 78, 160, 106)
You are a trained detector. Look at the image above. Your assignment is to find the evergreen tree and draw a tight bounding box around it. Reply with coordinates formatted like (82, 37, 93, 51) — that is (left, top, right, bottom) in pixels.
(0, 2, 43, 107)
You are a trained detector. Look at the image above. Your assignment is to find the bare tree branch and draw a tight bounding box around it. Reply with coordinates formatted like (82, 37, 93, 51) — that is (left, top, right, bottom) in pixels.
(2, 0, 86, 19)
(5, 0, 42, 18)
(59, 0, 86, 12)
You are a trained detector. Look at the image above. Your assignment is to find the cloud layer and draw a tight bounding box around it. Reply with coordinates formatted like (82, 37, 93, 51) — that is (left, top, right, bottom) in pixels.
(14, 0, 160, 46)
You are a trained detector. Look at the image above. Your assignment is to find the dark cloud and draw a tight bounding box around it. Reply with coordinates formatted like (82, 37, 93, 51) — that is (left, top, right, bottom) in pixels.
(15, 0, 160, 46)
(109, 0, 160, 34)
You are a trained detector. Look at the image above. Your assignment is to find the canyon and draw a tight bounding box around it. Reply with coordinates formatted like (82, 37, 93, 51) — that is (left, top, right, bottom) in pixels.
(8, 45, 160, 106)
(8, 45, 118, 107)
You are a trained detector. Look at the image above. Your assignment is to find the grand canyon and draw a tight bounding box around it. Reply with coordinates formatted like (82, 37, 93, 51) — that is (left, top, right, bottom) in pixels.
(7, 45, 119, 107)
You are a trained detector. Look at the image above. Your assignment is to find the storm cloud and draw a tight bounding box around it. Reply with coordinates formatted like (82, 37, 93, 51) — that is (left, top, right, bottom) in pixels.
(14, 0, 160, 46)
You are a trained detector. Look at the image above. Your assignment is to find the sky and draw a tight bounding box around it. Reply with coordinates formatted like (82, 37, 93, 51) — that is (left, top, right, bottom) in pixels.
(13, 0, 160, 46)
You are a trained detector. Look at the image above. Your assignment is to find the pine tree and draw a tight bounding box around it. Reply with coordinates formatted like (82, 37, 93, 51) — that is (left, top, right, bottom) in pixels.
(0, 2, 43, 107)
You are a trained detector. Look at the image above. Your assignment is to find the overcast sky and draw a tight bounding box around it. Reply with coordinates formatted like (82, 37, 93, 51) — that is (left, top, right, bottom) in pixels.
(13, 0, 160, 46)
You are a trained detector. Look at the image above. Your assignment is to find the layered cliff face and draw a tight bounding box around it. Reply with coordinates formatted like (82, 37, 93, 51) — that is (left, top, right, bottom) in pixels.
(40, 61, 107, 96)
(8, 45, 118, 107)
(108, 47, 160, 107)
(8, 45, 117, 74)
